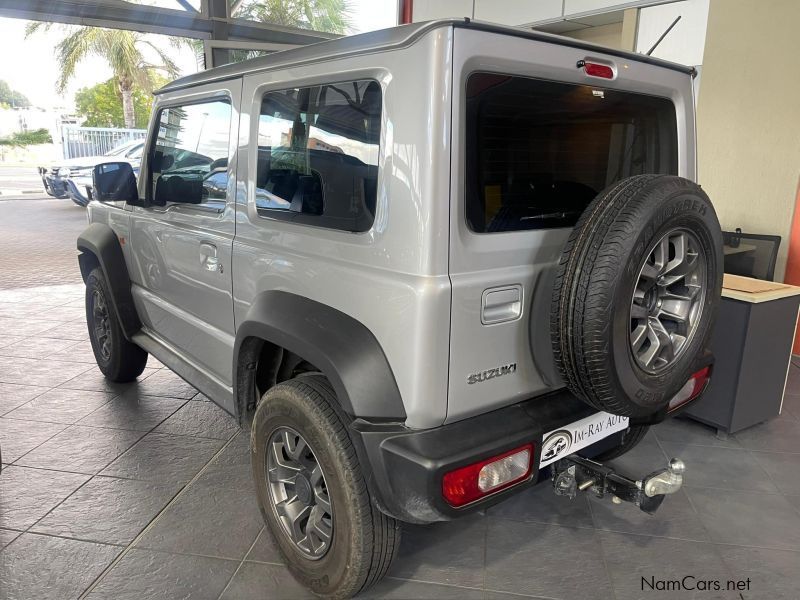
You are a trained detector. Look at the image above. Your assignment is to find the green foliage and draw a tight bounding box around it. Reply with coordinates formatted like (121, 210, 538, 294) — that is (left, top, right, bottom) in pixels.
(0, 79, 31, 108)
(75, 78, 158, 128)
(0, 128, 52, 147)
(26, 21, 183, 128)
(232, 0, 351, 34)
(25, 22, 181, 94)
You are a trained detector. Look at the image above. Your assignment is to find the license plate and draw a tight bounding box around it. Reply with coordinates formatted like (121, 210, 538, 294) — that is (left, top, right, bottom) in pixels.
(539, 412, 629, 468)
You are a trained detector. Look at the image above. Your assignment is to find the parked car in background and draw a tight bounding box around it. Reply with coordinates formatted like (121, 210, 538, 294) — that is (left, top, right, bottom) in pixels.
(38, 139, 144, 206)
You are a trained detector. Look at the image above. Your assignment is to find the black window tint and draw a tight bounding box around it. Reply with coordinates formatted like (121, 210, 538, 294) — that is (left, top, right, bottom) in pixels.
(149, 99, 231, 208)
(256, 80, 381, 232)
(466, 73, 678, 233)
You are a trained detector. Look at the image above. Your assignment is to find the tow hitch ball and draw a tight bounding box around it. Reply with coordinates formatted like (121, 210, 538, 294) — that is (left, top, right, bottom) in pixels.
(552, 455, 685, 514)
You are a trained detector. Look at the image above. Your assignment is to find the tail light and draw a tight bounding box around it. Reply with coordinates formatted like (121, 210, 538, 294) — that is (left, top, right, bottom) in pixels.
(442, 444, 533, 507)
(668, 366, 712, 412)
(578, 60, 614, 79)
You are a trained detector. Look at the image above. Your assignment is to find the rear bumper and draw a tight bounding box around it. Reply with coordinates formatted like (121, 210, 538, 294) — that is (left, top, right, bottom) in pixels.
(352, 388, 625, 524)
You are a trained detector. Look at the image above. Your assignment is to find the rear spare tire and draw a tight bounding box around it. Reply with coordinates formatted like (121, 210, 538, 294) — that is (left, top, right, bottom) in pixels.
(551, 175, 722, 417)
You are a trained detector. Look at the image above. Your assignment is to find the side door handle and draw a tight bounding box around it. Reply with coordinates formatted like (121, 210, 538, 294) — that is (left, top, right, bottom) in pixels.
(199, 241, 221, 273)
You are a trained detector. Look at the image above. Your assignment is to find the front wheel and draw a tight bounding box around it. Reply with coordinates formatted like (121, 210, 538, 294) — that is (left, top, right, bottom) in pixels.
(85, 267, 148, 382)
(251, 375, 401, 599)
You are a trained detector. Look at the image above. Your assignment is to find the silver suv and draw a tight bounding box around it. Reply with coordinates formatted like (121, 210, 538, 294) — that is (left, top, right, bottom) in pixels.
(78, 19, 722, 599)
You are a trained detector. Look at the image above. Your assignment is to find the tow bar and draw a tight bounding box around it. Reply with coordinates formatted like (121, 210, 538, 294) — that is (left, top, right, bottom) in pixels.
(551, 455, 685, 514)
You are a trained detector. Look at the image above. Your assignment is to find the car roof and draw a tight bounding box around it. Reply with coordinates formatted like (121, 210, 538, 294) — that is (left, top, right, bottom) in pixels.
(157, 18, 694, 95)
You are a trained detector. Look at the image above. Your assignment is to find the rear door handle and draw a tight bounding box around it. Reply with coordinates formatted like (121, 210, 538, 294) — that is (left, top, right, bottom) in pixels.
(200, 242, 221, 273)
(482, 285, 523, 325)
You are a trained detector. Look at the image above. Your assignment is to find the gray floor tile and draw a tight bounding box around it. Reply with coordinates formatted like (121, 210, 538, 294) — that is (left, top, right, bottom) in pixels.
(15, 425, 144, 475)
(0, 418, 67, 463)
(751, 451, 800, 495)
(484, 519, 612, 599)
(58, 365, 159, 393)
(781, 392, 800, 420)
(134, 369, 199, 399)
(47, 339, 102, 364)
(153, 400, 239, 440)
(363, 577, 486, 599)
(0, 336, 79, 359)
(0, 382, 49, 416)
(716, 544, 800, 600)
(660, 443, 779, 492)
(0, 532, 120, 600)
(589, 488, 710, 542)
(0, 355, 94, 387)
(85, 549, 238, 600)
(488, 481, 594, 529)
(100, 432, 225, 484)
(605, 436, 669, 476)
(219, 561, 313, 600)
(0, 334, 24, 349)
(31, 475, 182, 545)
(686, 487, 800, 550)
(0, 527, 21, 551)
(5, 388, 115, 425)
(389, 515, 486, 588)
(599, 531, 732, 600)
(38, 319, 90, 341)
(0, 465, 90, 529)
(245, 527, 284, 565)
(654, 416, 741, 448)
(0, 317, 65, 338)
(733, 416, 800, 453)
(78, 393, 186, 431)
(136, 476, 263, 560)
(192, 432, 252, 491)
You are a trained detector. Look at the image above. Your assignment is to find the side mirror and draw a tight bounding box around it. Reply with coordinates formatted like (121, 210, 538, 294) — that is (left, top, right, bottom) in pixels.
(92, 162, 142, 205)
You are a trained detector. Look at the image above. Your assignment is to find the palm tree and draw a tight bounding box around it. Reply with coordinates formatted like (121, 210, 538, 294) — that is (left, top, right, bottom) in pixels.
(26, 23, 181, 129)
(231, 0, 351, 34)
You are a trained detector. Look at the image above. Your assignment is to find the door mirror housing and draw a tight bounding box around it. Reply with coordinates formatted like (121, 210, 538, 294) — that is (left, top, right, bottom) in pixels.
(92, 162, 142, 205)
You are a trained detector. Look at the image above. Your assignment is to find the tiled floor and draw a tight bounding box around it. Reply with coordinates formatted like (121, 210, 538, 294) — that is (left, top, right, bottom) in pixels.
(2, 284, 800, 599)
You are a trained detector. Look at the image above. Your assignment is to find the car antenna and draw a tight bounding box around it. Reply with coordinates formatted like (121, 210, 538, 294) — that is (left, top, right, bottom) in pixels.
(646, 15, 682, 56)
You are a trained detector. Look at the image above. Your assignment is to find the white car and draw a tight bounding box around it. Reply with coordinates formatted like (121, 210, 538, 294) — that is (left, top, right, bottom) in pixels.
(38, 139, 144, 206)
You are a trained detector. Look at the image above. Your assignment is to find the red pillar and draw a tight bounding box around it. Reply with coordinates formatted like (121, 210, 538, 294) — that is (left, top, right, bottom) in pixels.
(400, 0, 414, 24)
(782, 177, 800, 354)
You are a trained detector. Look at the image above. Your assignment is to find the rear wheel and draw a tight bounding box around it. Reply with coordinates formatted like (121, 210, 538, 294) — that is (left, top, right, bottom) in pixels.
(85, 267, 148, 382)
(551, 175, 723, 417)
(251, 375, 401, 599)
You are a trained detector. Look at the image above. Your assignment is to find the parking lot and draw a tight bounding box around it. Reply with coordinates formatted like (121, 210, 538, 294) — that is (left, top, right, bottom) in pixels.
(2, 171, 800, 599)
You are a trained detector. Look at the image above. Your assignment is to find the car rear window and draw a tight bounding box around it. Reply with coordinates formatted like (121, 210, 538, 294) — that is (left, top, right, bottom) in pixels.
(255, 80, 381, 233)
(465, 73, 678, 233)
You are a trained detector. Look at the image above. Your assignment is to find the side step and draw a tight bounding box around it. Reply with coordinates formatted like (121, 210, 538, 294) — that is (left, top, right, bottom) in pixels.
(551, 454, 685, 514)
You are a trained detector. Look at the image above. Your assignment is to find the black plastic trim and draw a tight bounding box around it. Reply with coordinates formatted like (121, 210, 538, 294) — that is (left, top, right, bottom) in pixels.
(352, 387, 633, 523)
(234, 291, 406, 420)
(76, 222, 141, 339)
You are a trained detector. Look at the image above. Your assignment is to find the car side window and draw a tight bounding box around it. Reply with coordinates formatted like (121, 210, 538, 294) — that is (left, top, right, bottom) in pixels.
(256, 80, 381, 232)
(149, 99, 231, 209)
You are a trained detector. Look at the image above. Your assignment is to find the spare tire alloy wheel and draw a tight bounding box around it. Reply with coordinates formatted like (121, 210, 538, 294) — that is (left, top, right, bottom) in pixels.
(266, 426, 333, 559)
(630, 228, 707, 373)
(551, 175, 723, 417)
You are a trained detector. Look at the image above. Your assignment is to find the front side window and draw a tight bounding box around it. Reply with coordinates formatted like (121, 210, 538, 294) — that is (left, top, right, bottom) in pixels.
(149, 99, 231, 207)
(466, 73, 678, 233)
(256, 80, 381, 232)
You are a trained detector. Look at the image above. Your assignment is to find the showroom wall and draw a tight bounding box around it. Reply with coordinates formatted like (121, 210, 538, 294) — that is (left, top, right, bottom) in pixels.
(696, 0, 800, 279)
